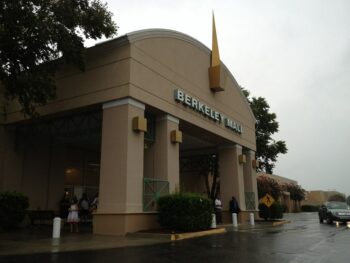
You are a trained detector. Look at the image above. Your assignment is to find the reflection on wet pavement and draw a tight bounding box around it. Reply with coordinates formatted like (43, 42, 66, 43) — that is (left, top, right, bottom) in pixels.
(1, 213, 350, 263)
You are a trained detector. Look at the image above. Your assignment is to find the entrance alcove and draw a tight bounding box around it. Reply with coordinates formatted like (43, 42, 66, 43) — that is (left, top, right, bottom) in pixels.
(12, 109, 102, 213)
(179, 120, 231, 198)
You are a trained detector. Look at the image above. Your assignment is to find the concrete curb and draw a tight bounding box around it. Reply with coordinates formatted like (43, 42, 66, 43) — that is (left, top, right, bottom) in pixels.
(132, 228, 227, 241)
(131, 221, 291, 240)
(170, 228, 226, 241)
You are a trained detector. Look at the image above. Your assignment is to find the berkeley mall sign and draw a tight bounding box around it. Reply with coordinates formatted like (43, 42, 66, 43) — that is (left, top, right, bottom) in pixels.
(174, 89, 243, 134)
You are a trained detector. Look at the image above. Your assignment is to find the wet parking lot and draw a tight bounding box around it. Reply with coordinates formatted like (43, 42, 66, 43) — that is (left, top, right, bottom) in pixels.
(1, 212, 349, 263)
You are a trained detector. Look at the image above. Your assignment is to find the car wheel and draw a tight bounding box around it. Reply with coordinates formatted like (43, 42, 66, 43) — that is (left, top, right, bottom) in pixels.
(327, 215, 333, 224)
(319, 216, 323, 223)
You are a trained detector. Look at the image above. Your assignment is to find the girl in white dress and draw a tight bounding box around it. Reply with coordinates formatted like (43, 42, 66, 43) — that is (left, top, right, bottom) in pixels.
(67, 196, 80, 233)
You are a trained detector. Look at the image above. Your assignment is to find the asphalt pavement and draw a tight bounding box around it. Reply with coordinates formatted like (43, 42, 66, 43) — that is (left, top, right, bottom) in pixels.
(1, 212, 349, 263)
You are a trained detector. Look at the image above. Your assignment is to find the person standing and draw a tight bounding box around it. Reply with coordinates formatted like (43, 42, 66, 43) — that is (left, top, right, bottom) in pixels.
(214, 196, 223, 224)
(59, 192, 70, 218)
(67, 196, 80, 233)
(90, 193, 99, 213)
(229, 196, 241, 215)
(79, 193, 90, 224)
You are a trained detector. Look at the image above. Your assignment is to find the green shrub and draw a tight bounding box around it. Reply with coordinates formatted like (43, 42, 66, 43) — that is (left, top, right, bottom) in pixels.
(282, 204, 288, 213)
(270, 202, 283, 219)
(157, 192, 213, 232)
(259, 202, 283, 220)
(258, 203, 269, 220)
(301, 205, 319, 212)
(0, 192, 29, 229)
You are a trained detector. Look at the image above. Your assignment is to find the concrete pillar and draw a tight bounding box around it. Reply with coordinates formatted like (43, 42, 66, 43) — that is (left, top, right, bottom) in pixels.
(94, 98, 157, 235)
(243, 150, 259, 210)
(154, 115, 180, 193)
(219, 144, 246, 214)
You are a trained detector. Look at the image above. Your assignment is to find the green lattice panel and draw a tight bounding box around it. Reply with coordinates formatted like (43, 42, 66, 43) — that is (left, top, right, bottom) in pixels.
(245, 192, 256, 210)
(143, 178, 169, 212)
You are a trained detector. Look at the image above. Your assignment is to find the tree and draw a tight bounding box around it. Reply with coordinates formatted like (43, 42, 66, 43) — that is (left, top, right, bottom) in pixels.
(283, 183, 305, 212)
(0, 0, 117, 116)
(242, 88, 287, 173)
(346, 196, 350, 206)
(256, 176, 282, 200)
(328, 194, 346, 202)
(180, 154, 219, 200)
(200, 154, 219, 201)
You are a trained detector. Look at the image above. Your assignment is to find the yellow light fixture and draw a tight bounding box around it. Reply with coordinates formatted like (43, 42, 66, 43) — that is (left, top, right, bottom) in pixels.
(132, 116, 147, 132)
(238, 154, 246, 164)
(170, 130, 183, 143)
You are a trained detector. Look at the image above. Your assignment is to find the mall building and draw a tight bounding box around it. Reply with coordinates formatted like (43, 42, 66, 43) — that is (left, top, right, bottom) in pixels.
(0, 25, 259, 235)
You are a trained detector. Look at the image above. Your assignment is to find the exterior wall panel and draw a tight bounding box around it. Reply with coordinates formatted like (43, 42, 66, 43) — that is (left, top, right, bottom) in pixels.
(129, 36, 256, 150)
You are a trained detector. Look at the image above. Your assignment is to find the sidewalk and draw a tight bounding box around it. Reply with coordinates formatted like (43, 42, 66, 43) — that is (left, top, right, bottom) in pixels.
(0, 220, 289, 256)
(0, 225, 169, 256)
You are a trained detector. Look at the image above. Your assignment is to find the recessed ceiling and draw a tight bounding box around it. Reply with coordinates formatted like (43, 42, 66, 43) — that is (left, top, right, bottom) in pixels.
(180, 133, 215, 151)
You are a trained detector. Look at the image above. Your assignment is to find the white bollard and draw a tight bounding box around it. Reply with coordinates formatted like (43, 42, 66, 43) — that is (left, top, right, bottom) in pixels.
(232, 213, 238, 227)
(250, 213, 255, 226)
(52, 217, 61, 238)
(211, 213, 217, 228)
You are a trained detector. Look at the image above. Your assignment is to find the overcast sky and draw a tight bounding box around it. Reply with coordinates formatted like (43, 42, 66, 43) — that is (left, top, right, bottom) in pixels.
(94, 0, 350, 195)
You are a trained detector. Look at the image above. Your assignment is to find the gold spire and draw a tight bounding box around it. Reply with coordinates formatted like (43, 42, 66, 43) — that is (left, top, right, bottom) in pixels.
(208, 12, 224, 92)
(211, 12, 220, 67)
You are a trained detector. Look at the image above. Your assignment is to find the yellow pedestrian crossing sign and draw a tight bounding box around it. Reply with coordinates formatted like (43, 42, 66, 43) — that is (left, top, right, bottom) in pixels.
(262, 194, 275, 208)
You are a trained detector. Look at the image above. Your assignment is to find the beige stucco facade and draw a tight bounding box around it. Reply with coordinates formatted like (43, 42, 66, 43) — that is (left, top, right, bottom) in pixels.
(0, 29, 258, 235)
(302, 190, 346, 206)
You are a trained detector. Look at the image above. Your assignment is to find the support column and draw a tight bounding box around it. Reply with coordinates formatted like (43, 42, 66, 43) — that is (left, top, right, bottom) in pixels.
(94, 98, 156, 235)
(219, 144, 246, 222)
(154, 115, 180, 193)
(243, 150, 259, 211)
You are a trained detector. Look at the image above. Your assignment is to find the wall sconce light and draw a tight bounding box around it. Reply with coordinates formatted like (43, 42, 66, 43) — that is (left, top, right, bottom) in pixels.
(238, 154, 246, 164)
(170, 130, 182, 143)
(132, 116, 147, 132)
(252, 159, 259, 169)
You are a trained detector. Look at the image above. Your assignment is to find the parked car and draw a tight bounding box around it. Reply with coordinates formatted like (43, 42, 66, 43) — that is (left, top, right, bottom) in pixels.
(318, 201, 350, 224)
